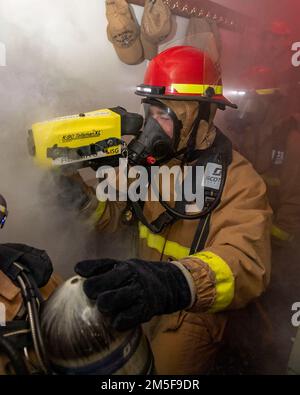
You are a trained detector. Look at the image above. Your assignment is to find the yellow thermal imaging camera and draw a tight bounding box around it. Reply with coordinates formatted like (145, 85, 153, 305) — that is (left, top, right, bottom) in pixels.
(28, 107, 143, 170)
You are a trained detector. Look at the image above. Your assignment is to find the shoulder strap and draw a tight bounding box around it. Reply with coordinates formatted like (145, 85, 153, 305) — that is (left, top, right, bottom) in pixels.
(189, 213, 212, 255)
(189, 129, 233, 254)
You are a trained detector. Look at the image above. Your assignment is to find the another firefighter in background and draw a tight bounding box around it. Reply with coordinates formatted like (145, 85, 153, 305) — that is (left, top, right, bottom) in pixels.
(225, 66, 300, 245)
(224, 65, 300, 373)
(61, 46, 272, 374)
(0, 193, 61, 375)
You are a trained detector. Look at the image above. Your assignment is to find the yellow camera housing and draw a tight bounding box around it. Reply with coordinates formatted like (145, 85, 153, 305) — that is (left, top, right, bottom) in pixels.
(28, 108, 124, 168)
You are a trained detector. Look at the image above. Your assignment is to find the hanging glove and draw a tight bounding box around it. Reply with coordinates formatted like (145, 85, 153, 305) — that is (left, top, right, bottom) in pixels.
(0, 243, 53, 287)
(75, 258, 193, 331)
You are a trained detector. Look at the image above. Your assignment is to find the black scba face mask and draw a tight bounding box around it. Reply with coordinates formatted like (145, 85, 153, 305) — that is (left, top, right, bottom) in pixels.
(128, 99, 183, 165)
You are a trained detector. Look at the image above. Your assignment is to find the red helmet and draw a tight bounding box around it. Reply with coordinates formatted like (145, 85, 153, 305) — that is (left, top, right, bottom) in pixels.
(266, 20, 291, 37)
(135, 46, 236, 109)
(239, 66, 279, 95)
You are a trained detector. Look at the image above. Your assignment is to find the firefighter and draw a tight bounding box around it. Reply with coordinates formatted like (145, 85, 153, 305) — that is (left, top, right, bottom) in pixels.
(225, 65, 300, 245)
(66, 46, 272, 374)
(0, 193, 61, 374)
(224, 65, 300, 373)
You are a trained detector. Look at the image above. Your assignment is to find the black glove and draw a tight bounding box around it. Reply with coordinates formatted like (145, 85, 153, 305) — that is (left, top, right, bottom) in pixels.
(0, 243, 53, 287)
(52, 171, 91, 211)
(75, 258, 191, 331)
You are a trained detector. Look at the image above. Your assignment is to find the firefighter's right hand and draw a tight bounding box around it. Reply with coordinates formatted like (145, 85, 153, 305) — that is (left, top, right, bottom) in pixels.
(75, 258, 192, 331)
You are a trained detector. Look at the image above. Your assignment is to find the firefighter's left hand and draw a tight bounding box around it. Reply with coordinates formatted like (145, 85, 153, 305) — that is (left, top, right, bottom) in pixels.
(0, 243, 53, 288)
(75, 258, 192, 331)
(51, 170, 93, 211)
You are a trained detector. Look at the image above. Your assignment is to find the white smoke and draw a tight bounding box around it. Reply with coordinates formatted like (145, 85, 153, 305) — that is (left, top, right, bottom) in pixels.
(0, 0, 146, 277)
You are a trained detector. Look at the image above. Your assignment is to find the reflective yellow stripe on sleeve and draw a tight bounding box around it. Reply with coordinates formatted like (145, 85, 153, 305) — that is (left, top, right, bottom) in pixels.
(262, 175, 281, 187)
(271, 225, 294, 242)
(191, 251, 235, 312)
(90, 201, 107, 225)
(139, 223, 235, 312)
